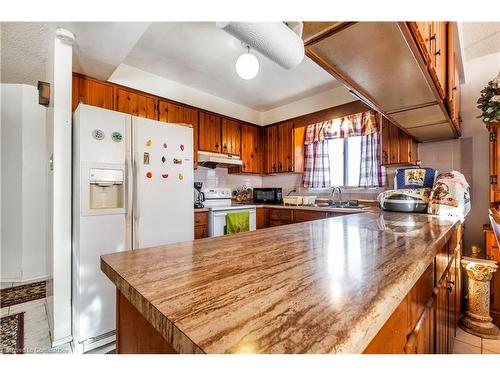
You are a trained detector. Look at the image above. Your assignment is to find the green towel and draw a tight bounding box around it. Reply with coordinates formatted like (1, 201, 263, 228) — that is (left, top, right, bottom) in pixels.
(226, 211, 250, 234)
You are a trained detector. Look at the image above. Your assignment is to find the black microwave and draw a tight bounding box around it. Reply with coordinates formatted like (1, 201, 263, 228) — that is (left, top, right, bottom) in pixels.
(253, 188, 283, 204)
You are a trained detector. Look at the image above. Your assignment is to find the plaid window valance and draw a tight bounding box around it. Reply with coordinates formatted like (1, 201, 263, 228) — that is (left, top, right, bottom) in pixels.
(304, 110, 379, 145)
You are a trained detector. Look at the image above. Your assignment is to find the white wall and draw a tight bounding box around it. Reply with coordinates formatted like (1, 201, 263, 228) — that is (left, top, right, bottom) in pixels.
(1, 84, 47, 282)
(261, 86, 355, 125)
(45, 30, 73, 346)
(417, 52, 500, 254)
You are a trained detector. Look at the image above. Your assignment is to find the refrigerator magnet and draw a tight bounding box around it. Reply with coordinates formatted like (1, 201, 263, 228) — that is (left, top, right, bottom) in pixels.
(146, 171, 152, 179)
(178, 173, 183, 180)
(146, 139, 152, 146)
(180, 144, 185, 151)
(173, 158, 182, 164)
(143, 152, 150, 165)
(162, 174, 169, 179)
(161, 156, 166, 163)
(163, 143, 167, 149)
(92, 129, 105, 140)
(111, 132, 123, 142)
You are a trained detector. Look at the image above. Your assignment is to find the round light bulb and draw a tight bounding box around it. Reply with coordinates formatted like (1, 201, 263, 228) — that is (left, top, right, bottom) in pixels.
(235, 52, 259, 80)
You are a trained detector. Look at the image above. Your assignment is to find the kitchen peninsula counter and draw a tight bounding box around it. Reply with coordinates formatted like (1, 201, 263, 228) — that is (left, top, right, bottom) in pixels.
(101, 211, 461, 354)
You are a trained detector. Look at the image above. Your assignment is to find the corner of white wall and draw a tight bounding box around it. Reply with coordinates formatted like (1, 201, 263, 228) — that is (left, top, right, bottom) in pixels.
(260, 85, 355, 125)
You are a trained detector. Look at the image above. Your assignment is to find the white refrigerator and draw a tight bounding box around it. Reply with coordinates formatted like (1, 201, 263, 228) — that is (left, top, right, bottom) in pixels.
(72, 104, 194, 352)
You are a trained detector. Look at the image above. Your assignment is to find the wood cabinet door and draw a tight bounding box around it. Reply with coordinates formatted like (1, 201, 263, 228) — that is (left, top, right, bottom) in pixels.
(241, 123, 262, 173)
(137, 95, 157, 120)
(293, 125, 306, 173)
(399, 130, 410, 164)
(184, 108, 199, 167)
(256, 207, 269, 229)
(264, 125, 279, 174)
(435, 274, 450, 354)
(486, 229, 500, 325)
(116, 88, 139, 116)
(405, 296, 435, 354)
(277, 120, 294, 172)
(453, 65, 461, 130)
(75, 75, 114, 111)
(158, 100, 185, 123)
(489, 124, 500, 203)
(429, 22, 447, 99)
(410, 22, 433, 65)
(293, 210, 328, 223)
(409, 139, 418, 165)
(389, 122, 400, 164)
(198, 112, 222, 153)
(221, 118, 241, 156)
(381, 116, 391, 165)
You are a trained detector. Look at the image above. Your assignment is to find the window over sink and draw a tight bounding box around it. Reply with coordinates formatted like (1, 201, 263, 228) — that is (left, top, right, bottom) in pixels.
(328, 136, 362, 187)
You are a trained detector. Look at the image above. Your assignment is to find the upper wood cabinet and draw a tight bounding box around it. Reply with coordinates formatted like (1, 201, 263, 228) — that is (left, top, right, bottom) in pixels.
(277, 120, 294, 172)
(430, 22, 448, 99)
(221, 118, 241, 156)
(264, 125, 279, 174)
(158, 100, 185, 123)
(410, 22, 448, 100)
(240, 123, 262, 173)
(198, 112, 222, 153)
(381, 115, 418, 166)
(447, 23, 461, 131)
(410, 22, 433, 65)
(73, 75, 114, 112)
(116, 88, 158, 120)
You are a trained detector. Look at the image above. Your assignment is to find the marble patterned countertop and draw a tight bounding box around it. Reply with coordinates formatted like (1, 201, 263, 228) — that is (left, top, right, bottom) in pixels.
(101, 211, 459, 354)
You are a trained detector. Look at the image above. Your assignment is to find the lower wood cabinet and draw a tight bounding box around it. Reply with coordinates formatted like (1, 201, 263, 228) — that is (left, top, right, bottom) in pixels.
(260, 207, 350, 229)
(256, 207, 269, 229)
(381, 115, 418, 166)
(365, 225, 462, 354)
(194, 211, 208, 240)
(484, 227, 500, 326)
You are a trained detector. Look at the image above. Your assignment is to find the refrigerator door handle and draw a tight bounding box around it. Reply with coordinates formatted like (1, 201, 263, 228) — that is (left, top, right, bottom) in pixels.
(133, 153, 141, 221)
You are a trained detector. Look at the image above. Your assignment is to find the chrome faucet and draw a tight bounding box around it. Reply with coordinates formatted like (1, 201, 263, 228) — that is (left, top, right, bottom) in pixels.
(331, 186, 342, 202)
(287, 189, 297, 196)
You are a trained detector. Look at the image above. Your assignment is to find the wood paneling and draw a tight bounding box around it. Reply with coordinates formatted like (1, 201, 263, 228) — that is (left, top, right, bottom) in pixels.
(74, 75, 114, 111)
(198, 112, 222, 153)
(277, 120, 294, 172)
(221, 118, 241, 156)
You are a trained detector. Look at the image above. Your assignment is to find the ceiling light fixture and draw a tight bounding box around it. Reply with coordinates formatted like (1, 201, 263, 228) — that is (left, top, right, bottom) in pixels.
(235, 46, 259, 80)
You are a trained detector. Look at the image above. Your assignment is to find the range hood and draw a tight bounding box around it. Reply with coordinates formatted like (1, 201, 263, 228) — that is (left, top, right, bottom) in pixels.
(303, 22, 458, 142)
(197, 151, 243, 169)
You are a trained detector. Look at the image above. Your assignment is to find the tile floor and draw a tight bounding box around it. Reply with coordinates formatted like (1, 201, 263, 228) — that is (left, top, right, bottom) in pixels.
(1, 281, 115, 354)
(452, 327, 500, 354)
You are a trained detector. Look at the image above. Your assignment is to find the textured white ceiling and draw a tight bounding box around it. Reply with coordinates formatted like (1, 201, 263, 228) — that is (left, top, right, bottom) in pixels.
(60, 22, 151, 80)
(462, 22, 500, 60)
(124, 22, 342, 111)
(0, 22, 54, 85)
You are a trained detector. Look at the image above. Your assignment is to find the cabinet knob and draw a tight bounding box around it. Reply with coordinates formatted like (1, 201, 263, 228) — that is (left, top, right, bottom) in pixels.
(435, 49, 441, 56)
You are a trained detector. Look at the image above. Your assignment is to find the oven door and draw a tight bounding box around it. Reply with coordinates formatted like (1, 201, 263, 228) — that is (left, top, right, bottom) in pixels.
(209, 208, 256, 237)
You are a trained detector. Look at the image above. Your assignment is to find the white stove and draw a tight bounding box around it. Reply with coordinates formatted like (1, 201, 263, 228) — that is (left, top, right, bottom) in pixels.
(202, 187, 256, 237)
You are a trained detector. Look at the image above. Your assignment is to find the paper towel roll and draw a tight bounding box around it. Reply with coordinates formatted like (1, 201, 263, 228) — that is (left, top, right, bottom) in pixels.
(217, 22, 305, 70)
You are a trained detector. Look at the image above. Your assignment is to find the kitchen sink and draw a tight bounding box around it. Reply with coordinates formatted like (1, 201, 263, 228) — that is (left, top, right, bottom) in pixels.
(314, 200, 365, 209)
